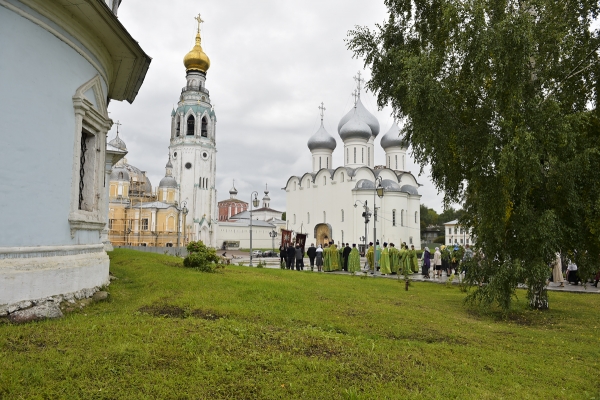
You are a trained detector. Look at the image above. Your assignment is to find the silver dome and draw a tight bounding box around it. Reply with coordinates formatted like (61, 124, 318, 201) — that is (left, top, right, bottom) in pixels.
(110, 166, 129, 181)
(337, 98, 380, 137)
(307, 122, 337, 151)
(355, 179, 375, 190)
(339, 113, 371, 142)
(380, 122, 408, 150)
(108, 134, 127, 151)
(159, 176, 178, 188)
(400, 184, 419, 195)
(380, 179, 402, 191)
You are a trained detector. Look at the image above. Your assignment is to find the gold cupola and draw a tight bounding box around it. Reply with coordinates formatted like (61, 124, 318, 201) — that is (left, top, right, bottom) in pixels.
(184, 16, 210, 73)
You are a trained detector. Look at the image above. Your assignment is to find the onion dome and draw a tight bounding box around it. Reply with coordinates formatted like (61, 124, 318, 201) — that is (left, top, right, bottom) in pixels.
(380, 122, 407, 150)
(110, 166, 129, 181)
(165, 157, 173, 169)
(183, 31, 210, 73)
(307, 122, 337, 151)
(229, 181, 238, 196)
(108, 132, 127, 151)
(159, 175, 177, 188)
(337, 98, 380, 137)
(339, 113, 371, 142)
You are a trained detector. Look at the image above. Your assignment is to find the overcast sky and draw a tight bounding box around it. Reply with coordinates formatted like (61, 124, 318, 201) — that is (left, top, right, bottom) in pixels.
(107, 0, 446, 213)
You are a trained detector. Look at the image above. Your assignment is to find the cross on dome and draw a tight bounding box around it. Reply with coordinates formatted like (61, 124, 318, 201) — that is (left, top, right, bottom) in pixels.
(353, 71, 365, 98)
(114, 120, 122, 135)
(318, 102, 326, 122)
(351, 90, 358, 107)
(194, 13, 204, 33)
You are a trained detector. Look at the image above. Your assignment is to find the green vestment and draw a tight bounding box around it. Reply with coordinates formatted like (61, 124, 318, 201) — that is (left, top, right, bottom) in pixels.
(329, 244, 339, 271)
(323, 247, 332, 272)
(366, 246, 374, 271)
(348, 248, 361, 273)
(408, 249, 418, 273)
(389, 247, 399, 273)
(380, 248, 391, 274)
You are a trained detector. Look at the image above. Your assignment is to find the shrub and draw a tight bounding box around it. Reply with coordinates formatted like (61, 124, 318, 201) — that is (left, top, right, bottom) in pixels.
(183, 241, 221, 272)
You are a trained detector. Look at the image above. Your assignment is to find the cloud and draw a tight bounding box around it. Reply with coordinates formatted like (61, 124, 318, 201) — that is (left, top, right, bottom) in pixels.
(107, 0, 446, 214)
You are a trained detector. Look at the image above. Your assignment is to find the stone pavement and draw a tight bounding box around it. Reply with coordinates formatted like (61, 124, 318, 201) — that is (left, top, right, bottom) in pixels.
(226, 252, 600, 294)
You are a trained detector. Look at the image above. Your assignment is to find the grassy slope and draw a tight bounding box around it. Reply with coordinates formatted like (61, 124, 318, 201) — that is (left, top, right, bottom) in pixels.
(0, 249, 598, 399)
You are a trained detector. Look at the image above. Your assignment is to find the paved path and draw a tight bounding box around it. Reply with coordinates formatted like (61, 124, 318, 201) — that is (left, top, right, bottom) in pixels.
(224, 253, 600, 294)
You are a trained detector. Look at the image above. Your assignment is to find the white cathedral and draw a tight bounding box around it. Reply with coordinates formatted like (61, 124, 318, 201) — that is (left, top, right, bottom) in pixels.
(284, 84, 421, 249)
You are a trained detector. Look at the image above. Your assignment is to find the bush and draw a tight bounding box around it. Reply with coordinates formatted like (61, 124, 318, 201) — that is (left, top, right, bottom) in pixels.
(183, 241, 221, 272)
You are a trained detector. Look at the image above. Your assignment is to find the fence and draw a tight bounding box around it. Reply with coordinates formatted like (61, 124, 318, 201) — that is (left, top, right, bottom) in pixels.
(114, 245, 188, 257)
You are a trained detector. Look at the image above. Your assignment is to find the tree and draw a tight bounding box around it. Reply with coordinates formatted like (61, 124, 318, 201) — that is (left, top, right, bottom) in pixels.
(438, 207, 466, 224)
(348, 0, 600, 310)
(281, 212, 286, 221)
(420, 204, 439, 231)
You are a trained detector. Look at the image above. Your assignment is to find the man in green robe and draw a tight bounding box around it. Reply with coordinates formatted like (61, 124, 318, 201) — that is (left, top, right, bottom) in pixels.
(375, 241, 381, 271)
(408, 245, 419, 273)
(400, 244, 411, 275)
(379, 243, 391, 275)
(328, 242, 339, 271)
(348, 244, 361, 274)
(323, 244, 331, 272)
(389, 243, 399, 274)
(366, 242, 374, 273)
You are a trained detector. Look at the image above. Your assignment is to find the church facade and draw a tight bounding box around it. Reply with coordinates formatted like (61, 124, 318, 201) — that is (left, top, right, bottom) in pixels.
(0, 0, 150, 306)
(284, 84, 421, 249)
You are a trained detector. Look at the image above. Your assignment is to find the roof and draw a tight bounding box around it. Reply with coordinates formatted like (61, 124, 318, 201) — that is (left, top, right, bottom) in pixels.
(138, 201, 177, 209)
(219, 220, 277, 228)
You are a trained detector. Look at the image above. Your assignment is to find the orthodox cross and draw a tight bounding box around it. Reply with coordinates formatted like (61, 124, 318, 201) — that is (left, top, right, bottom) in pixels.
(318, 102, 326, 122)
(353, 71, 365, 98)
(195, 13, 204, 33)
(351, 90, 358, 107)
(114, 120, 122, 136)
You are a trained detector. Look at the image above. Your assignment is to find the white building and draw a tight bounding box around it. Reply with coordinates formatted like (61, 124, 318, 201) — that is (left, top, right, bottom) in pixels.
(444, 220, 475, 246)
(0, 0, 150, 306)
(284, 87, 421, 248)
(168, 17, 218, 247)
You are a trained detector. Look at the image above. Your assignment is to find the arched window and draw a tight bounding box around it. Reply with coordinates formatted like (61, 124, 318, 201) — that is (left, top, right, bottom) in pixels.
(307, 179, 310, 188)
(118, 172, 123, 179)
(341, 173, 344, 182)
(307, 212, 310, 224)
(388, 156, 390, 168)
(201, 117, 208, 137)
(402, 155, 405, 170)
(415, 211, 418, 224)
(293, 214, 296, 224)
(362, 148, 364, 163)
(392, 210, 396, 226)
(346, 148, 349, 163)
(341, 209, 344, 222)
(319, 157, 322, 169)
(323, 176, 326, 185)
(326, 157, 329, 169)
(368, 148, 371, 166)
(354, 147, 356, 163)
(401, 210, 404, 226)
(176, 121, 180, 137)
(186, 115, 195, 135)
(294, 181, 297, 190)
(395, 155, 398, 170)
(323, 211, 326, 223)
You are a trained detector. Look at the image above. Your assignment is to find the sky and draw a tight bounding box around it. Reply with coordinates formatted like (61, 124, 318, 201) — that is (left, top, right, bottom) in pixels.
(107, 0, 446, 213)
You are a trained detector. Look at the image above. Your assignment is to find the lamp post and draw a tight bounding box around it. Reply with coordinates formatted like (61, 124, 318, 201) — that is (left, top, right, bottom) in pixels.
(249, 191, 259, 266)
(374, 176, 384, 272)
(176, 200, 187, 248)
(269, 229, 278, 253)
(182, 202, 188, 245)
(354, 200, 370, 255)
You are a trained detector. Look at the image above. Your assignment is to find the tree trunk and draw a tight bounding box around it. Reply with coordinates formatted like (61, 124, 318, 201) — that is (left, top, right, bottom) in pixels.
(528, 284, 549, 310)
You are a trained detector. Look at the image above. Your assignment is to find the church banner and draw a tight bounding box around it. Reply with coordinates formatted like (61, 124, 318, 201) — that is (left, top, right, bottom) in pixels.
(295, 233, 307, 253)
(281, 229, 292, 247)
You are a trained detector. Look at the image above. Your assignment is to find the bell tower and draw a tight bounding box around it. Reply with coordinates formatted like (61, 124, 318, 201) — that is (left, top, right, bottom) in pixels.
(169, 13, 218, 246)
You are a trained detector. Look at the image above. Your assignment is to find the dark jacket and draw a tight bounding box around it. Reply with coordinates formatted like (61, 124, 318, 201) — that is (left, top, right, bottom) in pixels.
(295, 247, 304, 260)
(307, 246, 317, 259)
(343, 246, 352, 259)
(287, 246, 295, 259)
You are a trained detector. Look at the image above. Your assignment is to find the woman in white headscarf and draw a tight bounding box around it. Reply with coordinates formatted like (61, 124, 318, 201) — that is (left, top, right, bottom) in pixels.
(315, 245, 324, 272)
(433, 247, 442, 279)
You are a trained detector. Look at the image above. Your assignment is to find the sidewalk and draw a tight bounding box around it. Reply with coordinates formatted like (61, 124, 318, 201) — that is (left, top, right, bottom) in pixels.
(227, 253, 600, 294)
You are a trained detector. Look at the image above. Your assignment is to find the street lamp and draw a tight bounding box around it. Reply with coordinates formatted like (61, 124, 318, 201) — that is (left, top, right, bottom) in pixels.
(182, 203, 188, 245)
(176, 200, 187, 248)
(373, 176, 384, 272)
(249, 191, 259, 266)
(269, 229, 278, 253)
(354, 200, 369, 255)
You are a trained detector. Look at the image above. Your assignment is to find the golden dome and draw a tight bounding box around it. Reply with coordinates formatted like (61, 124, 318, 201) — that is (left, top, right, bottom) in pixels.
(184, 32, 210, 73)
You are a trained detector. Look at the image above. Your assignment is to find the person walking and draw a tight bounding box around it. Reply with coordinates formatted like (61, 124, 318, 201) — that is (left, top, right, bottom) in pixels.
(279, 244, 286, 268)
(343, 243, 352, 272)
(433, 247, 442, 279)
(422, 247, 431, 278)
(366, 242, 374, 274)
(307, 243, 317, 270)
(379, 242, 391, 275)
(286, 243, 295, 270)
(295, 244, 304, 271)
(348, 244, 361, 274)
(315, 244, 324, 272)
(551, 253, 564, 287)
(408, 245, 418, 273)
(389, 243, 399, 274)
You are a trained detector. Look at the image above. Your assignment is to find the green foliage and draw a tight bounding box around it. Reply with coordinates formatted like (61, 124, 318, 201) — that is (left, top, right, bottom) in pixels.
(183, 240, 221, 272)
(348, 0, 600, 310)
(433, 235, 445, 244)
(1, 249, 598, 399)
(281, 212, 286, 221)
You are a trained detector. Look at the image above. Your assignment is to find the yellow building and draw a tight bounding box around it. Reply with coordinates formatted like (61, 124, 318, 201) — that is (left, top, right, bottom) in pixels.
(107, 134, 191, 247)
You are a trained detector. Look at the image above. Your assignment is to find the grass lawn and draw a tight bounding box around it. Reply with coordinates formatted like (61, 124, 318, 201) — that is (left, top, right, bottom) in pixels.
(1, 249, 599, 399)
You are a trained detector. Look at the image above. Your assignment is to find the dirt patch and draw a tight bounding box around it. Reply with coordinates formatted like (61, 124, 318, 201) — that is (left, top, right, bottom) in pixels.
(138, 304, 186, 318)
(189, 309, 224, 320)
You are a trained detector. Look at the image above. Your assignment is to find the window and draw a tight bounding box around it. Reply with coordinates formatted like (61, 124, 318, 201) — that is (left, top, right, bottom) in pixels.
(454, 227, 457, 234)
(354, 147, 356, 163)
(460, 228, 464, 234)
(176, 121, 180, 137)
(293, 214, 296, 224)
(362, 148, 364, 163)
(392, 210, 396, 226)
(294, 182, 296, 190)
(307, 179, 310, 188)
(388, 156, 390, 168)
(142, 218, 149, 230)
(341, 173, 344, 182)
(460, 239, 463, 244)
(395, 155, 398, 170)
(323, 211, 326, 223)
(466, 238, 469, 244)
(346, 148, 348, 163)
(323, 176, 326, 185)
(319, 157, 322, 169)
(78, 130, 96, 211)
(402, 155, 405, 170)
(307, 212, 310, 224)
(341, 209, 344, 222)
(187, 115, 195, 135)
(108, 219, 114, 229)
(448, 228, 452, 234)
(326, 157, 329, 169)
(415, 211, 418, 223)
(368, 148, 370, 166)
(401, 210, 404, 226)
(409, 237, 413, 244)
(201, 117, 208, 137)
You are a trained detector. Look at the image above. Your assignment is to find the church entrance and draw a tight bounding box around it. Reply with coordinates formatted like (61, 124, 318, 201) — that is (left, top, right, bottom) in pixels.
(314, 223, 332, 246)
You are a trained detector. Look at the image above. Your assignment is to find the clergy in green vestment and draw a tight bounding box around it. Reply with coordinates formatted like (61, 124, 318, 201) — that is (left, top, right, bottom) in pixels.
(400, 244, 411, 275)
(348, 244, 361, 274)
(338, 246, 344, 270)
(408, 245, 419, 273)
(379, 243, 391, 275)
(375, 241, 381, 270)
(329, 242, 340, 271)
(389, 243, 399, 274)
(366, 243, 374, 272)
(323, 244, 332, 272)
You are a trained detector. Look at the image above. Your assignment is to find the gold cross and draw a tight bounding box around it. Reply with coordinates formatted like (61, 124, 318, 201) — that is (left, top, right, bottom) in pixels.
(194, 13, 204, 33)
